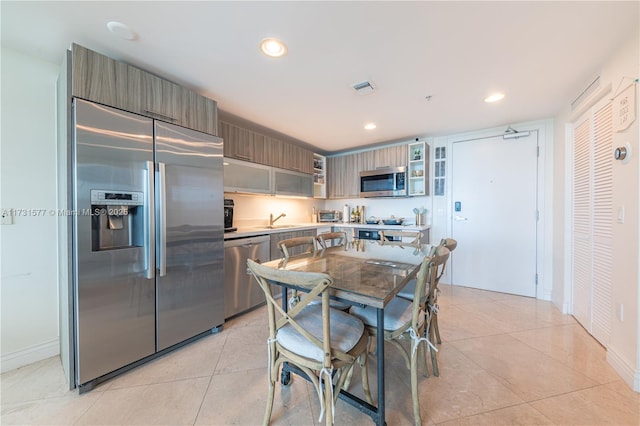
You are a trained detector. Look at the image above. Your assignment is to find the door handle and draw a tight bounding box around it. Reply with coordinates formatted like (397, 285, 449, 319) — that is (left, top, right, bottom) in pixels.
(454, 215, 468, 221)
(145, 161, 155, 279)
(156, 162, 167, 277)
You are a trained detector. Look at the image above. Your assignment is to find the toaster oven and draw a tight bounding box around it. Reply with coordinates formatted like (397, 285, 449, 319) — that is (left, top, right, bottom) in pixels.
(317, 210, 342, 222)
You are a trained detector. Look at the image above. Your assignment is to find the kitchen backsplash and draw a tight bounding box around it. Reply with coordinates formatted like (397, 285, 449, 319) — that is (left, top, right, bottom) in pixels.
(225, 193, 320, 227)
(227, 193, 432, 227)
(324, 197, 431, 225)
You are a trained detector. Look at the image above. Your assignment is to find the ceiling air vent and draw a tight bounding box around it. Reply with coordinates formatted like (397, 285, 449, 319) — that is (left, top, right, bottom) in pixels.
(571, 76, 600, 111)
(352, 80, 375, 95)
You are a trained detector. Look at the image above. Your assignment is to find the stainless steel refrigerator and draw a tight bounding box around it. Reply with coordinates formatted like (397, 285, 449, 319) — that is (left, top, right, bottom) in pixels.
(73, 99, 224, 388)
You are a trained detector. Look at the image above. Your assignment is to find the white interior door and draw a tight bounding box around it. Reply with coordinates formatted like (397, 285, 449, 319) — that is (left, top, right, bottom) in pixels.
(451, 132, 538, 297)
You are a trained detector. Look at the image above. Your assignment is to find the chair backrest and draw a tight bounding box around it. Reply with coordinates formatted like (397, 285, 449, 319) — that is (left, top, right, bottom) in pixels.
(424, 244, 451, 310)
(440, 238, 457, 252)
(247, 259, 337, 366)
(278, 236, 317, 258)
(412, 245, 450, 301)
(436, 238, 457, 282)
(316, 231, 347, 249)
(380, 230, 422, 246)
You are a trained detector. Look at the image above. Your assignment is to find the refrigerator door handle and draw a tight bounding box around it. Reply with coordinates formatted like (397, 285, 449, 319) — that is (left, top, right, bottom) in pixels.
(145, 161, 156, 279)
(157, 162, 167, 277)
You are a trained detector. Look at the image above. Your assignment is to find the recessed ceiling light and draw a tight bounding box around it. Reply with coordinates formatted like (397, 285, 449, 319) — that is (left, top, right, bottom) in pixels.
(106, 21, 137, 41)
(364, 123, 377, 130)
(485, 93, 505, 103)
(260, 38, 287, 57)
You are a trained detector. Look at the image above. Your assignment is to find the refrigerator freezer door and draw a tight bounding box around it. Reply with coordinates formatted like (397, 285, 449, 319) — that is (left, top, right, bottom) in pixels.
(74, 99, 156, 385)
(154, 122, 224, 351)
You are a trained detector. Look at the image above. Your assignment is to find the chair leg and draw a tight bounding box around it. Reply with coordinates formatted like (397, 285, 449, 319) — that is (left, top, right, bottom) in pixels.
(342, 363, 355, 390)
(359, 352, 373, 404)
(433, 313, 442, 344)
(324, 376, 333, 426)
(420, 319, 430, 378)
(429, 324, 439, 377)
(263, 368, 276, 426)
(410, 345, 422, 426)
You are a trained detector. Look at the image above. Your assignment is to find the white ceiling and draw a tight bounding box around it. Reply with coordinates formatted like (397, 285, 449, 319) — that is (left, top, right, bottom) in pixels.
(2, 1, 638, 153)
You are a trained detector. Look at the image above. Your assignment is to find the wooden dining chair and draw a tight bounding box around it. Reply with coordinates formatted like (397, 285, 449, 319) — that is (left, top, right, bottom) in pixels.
(350, 246, 450, 426)
(379, 229, 423, 246)
(247, 259, 372, 426)
(280, 235, 351, 311)
(429, 238, 457, 345)
(277, 236, 317, 258)
(278, 236, 317, 308)
(316, 231, 347, 250)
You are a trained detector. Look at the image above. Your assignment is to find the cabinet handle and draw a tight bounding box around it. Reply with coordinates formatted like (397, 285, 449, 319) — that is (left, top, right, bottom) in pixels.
(235, 154, 252, 161)
(143, 109, 177, 122)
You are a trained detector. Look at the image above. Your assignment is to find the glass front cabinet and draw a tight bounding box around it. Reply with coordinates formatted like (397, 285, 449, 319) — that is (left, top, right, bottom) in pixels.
(408, 139, 429, 196)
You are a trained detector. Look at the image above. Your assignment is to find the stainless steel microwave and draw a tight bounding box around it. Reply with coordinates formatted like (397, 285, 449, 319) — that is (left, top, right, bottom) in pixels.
(359, 166, 408, 198)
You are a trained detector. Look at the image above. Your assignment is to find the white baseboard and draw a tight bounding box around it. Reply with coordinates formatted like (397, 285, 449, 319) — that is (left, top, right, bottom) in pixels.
(1, 339, 59, 373)
(607, 346, 640, 392)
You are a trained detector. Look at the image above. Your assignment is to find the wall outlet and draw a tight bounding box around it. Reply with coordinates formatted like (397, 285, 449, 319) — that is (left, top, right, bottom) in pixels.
(1, 210, 13, 225)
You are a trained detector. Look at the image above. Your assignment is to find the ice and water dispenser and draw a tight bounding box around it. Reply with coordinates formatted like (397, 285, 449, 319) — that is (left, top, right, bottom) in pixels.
(90, 190, 144, 251)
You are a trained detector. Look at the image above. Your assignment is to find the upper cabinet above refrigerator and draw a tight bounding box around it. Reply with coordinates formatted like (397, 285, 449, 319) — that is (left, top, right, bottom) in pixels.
(70, 44, 218, 136)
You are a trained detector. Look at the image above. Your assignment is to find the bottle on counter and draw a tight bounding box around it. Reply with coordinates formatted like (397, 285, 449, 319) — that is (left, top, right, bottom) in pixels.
(359, 206, 366, 224)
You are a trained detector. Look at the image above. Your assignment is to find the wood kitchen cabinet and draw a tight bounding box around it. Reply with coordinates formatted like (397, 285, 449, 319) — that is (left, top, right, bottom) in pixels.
(71, 44, 218, 135)
(142, 72, 183, 124)
(327, 153, 361, 198)
(219, 118, 314, 174)
(283, 142, 314, 174)
(327, 144, 410, 199)
(220, 120, 268, 163)
(375, 145, 407, 168)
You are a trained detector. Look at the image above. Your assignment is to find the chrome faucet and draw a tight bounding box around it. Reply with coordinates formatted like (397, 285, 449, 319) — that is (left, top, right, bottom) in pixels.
(269, 212, 286, 226)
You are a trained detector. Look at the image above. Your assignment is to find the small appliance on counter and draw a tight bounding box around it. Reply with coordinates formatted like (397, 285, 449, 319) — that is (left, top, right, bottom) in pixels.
(224, 199, 237, 232)
(317, 210, 342, 222)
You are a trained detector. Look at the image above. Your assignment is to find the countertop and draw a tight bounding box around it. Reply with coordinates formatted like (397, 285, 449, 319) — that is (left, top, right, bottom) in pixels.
(224, 222, 430, 240)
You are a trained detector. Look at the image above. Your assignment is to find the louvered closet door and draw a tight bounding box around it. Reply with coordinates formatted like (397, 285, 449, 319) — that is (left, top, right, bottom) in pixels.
(571, 100, 613, 347)
(572, 117, 592, 329)
(591, 103, 613, 344)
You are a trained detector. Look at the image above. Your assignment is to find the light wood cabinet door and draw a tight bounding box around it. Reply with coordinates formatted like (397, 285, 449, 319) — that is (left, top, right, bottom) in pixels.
(374, 145, 407, 169)
(327, 153, 360, 198)
(221, 120, 268, 164)
(71, 43, 143, 113)
(181, 90, 218, 135)
(142, 72, 183, 125)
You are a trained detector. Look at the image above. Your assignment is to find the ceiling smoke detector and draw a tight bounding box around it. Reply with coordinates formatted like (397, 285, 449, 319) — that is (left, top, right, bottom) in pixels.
(352, 81, 375, 95)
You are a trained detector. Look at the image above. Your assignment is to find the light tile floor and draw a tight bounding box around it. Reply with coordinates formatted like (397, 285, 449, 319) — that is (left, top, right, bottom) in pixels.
(2, 284, 639, 425)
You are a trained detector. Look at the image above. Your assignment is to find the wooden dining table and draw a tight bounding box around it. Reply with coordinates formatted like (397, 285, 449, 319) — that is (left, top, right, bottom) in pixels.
(261, 238, 431, 426)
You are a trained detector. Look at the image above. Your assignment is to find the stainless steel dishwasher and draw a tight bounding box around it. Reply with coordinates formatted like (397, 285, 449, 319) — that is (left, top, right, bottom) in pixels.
(224, 235, 271, 318)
